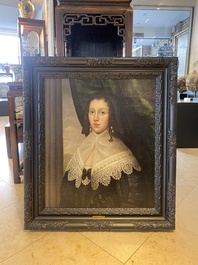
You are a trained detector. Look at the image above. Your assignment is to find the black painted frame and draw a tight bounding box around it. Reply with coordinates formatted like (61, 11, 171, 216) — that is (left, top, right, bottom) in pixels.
(23, 57, 177, 231)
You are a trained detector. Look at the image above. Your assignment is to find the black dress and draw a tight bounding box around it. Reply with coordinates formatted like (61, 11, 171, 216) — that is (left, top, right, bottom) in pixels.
(60, 169, 129, 208)
(59, 170, 149, 208)
(59, 130, 150, 208)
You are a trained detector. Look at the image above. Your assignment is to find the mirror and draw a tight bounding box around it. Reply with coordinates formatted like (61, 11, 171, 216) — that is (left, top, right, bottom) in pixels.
(132, 6, 193, 76)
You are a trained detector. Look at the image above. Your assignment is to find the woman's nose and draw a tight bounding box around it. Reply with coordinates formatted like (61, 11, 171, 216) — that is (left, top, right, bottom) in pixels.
(93, 112, 99, 121)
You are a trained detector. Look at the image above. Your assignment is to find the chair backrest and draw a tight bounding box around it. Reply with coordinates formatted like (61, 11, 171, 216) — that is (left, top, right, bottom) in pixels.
(7, 90, 23, 127)
(7, 89, 23, 183)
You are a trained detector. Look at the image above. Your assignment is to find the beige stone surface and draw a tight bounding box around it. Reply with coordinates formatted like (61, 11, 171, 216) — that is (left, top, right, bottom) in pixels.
(0, 116, 198, 265)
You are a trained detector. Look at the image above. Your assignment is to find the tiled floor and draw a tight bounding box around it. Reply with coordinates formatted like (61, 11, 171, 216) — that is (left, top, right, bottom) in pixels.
(0, 115, 198, 265)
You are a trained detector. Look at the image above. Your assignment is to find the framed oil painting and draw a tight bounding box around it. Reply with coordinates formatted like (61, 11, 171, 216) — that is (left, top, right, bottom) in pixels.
(23, 57, 177, 231)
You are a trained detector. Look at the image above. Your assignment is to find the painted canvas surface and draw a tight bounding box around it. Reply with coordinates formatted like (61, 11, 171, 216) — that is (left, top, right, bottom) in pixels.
(44, 78, 155, 208)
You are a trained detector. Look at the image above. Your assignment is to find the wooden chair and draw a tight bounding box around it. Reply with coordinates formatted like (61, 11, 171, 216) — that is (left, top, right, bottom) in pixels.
(6, 90, 23, 183)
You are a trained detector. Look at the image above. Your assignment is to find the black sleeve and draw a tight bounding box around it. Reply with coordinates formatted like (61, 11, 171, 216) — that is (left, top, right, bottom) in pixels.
(116, 172, 130, 203)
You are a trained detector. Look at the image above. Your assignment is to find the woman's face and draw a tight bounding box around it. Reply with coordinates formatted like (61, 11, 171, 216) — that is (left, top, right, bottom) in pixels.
(88, 99, 109, 134)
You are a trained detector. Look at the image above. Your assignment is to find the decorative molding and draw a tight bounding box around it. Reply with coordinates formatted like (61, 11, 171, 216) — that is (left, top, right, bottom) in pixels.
(87, 58, 115, 65)
(168, 129, 177, 159)
(154, 75, 163, 213)
(41, 207, 159, 216)
(63, 14, 125, 37)
(23, 130, 32, 159)
(57, 0, 132, 7)
(167, 181, 176, 226)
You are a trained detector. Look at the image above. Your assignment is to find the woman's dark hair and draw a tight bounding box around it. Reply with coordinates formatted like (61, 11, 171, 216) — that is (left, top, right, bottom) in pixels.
(82, 93, 124, 140)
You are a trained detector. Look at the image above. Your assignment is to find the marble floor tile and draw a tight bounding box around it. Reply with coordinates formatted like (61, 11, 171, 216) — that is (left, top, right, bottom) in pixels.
(0, 181, 23, 210)
(80, 231, 152, 263)
(176, 149, 198, 206)
(0, 204, 47, 263)
(176, 185, 198, 235)
(176, 177, 198, 206)
(125, 226, 198, 265)
(1, 232, 123, 265)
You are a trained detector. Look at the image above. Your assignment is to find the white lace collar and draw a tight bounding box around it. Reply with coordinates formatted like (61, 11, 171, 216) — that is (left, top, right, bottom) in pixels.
(66, 130, 141, 190)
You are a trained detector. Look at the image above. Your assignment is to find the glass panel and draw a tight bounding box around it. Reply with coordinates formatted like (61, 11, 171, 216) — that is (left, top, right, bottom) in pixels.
(132, 6, 193, 76)
(175, 30, 189, 77)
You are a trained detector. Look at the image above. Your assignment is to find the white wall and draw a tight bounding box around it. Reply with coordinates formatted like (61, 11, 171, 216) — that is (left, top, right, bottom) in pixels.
(132, 0, 195, 7)
(0, 5, 18, 33)
(189, 0, 198, 72)
(133, 27, 172, 38)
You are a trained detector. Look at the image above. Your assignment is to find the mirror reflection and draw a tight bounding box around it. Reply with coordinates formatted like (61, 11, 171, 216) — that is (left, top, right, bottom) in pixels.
(133, 7, 193, 77)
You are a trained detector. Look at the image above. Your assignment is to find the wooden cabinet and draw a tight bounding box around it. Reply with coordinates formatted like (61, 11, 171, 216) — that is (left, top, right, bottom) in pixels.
(177, 102, 198, 148)
(55, 0, 133, 57)
(7, 82, 23, 91)
(18, 17, 47, 62)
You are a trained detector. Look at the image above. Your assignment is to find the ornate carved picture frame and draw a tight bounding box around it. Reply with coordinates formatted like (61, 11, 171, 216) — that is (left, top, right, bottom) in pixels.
(23, 57, 177, 231)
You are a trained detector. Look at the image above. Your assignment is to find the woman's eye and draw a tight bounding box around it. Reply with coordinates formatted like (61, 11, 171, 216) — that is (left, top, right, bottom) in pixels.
(98, 110, 104, 115)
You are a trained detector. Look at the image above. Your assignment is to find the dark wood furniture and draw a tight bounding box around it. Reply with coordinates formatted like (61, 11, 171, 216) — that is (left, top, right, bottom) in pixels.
(5, 82, 23, 158)
(0, 99, 9, 116)
(7, 82, 23, 91)
(177, 102, 198, 148)
(7, 90, 23, 183)
(5, 82, 23, 183)
(18, 17, 47, 62)
(0, 74, 13, 116)
(5, 123, 11, 158)
(55, 0, 133, 57)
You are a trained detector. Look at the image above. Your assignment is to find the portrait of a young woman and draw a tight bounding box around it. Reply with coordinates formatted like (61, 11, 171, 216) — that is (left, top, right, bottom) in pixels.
(44, 78, 155, 209)
(60, 92, 149, 208)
